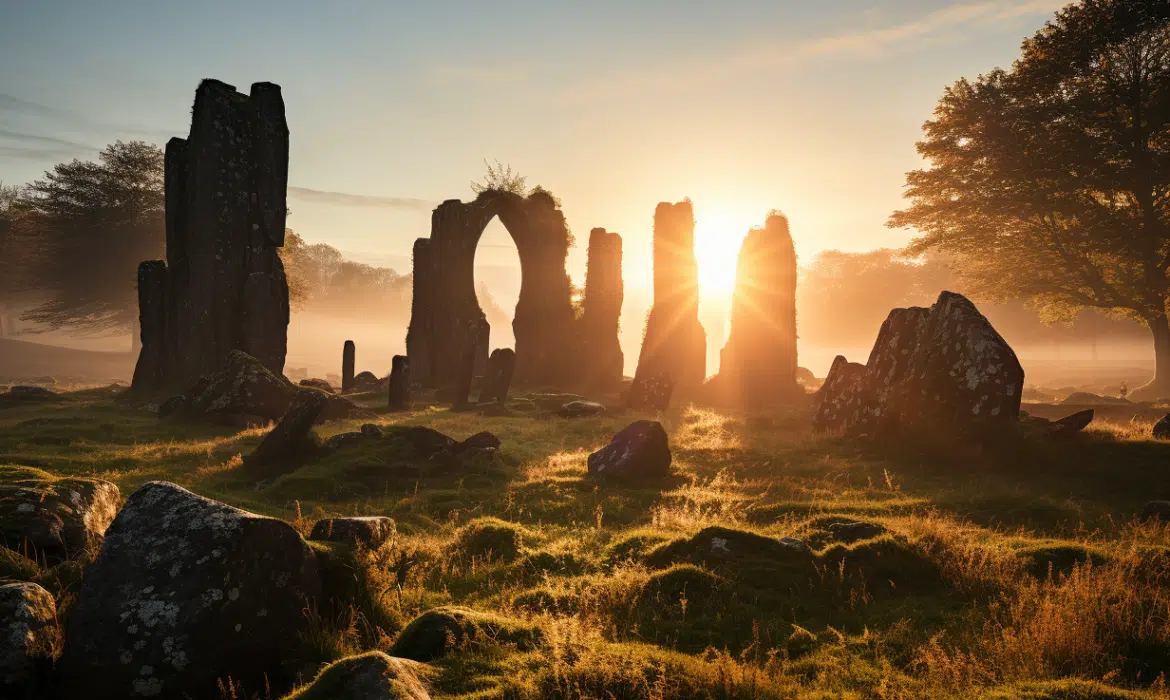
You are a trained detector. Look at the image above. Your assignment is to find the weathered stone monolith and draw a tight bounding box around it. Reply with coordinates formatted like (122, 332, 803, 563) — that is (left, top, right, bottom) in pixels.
(579, 228, 624, 388)
(389, 355, 411, 410)
(453, 342, 477, 411)
(130, 260, 168, 392)
(407, 191, 576, 389)
(406, 238, 434, 386)
(130, 79, 290, 393)
(479, 348, 516, 403)
(632, 201, 706, 395)
(342, 340, 356, 394)
(717, 213, 799, 407)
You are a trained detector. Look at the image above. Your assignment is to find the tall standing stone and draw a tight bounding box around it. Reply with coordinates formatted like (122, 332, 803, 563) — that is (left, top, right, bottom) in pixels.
(579, 228, 624, 388)
(717, 213, 799, 407)
(632, 201, 706, 395)
(479, 348, 516, 403)
(131, 79, 290, 393)
(130, 260, 168, 392)
(342, 340, 356, 394)
(453, 341, 476, 411)
(406, 238, 434, 386)
(389, 355, 411, 410)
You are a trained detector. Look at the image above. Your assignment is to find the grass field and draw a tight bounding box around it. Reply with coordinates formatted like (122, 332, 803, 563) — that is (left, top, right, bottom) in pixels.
(4, 386, 1170, 699)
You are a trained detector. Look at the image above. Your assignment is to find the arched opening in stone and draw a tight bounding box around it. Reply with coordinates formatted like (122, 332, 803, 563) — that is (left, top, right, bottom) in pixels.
(473, 217, 521, 350)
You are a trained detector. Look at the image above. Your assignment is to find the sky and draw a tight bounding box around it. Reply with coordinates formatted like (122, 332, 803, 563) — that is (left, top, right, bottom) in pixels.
(0, 0, 1068, 323)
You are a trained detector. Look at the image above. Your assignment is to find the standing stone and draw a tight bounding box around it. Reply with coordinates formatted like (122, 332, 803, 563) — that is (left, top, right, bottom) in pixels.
(59, 482, 321, 700)
(131, 79, 290, 393)
(406, 238, 434, 386)
(389, 355, 411, 410)
(851, 307, 932, 436)
(633, 201, 706, 396)
(245, 388, 327, 472)
(811, 356, 867, 433)
(130, 261, 169, 393)
(479, 348, 516, 403)
(717, 213, 798, 408)
(0, 582, 55, 690)
(453, 342, 476, 411)
(579, 228, 624, 389)
(342, 340, 356, 394)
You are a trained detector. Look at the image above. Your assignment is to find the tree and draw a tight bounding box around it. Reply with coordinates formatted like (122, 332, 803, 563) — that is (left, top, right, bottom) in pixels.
(15, 141, 165, 336)
(890, 0, 1170, 398)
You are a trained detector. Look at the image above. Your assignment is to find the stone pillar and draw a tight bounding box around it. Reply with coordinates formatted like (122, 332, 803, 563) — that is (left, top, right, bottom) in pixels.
(579, 228, 624, 388)
(342, 340, 355, 394)
(479, 348, 516, 403)
(133, 79, 290, 392)
(718, 213, 799, 407)
(453, 341, 476, 411)
(388, 355, 410, 410)
(405, 238, 433, 386)
(130, 260, 169, 393)
(632, 201, 706, 395)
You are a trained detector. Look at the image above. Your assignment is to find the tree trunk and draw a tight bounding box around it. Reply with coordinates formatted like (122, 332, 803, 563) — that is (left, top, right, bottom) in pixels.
(1134, 314, 1170, 401)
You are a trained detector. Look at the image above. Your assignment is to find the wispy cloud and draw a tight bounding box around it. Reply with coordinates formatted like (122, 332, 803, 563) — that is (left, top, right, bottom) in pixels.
(0, 129, 97, 152)
(288, 186, 434, 211)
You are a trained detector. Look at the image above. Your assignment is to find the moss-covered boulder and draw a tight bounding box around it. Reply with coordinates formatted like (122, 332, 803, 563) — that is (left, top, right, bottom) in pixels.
(0, 582, 55, 692)
(284, 652, 431, 699)
(0, 465, 120, 563)
(390, 606, 542, 662)
(454, 518, 526, 562)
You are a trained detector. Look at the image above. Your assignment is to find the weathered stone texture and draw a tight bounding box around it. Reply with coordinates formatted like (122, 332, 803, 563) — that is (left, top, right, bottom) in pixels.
(310, 517, 396, 548)
(131, 260, 168, 392)
(131, 79, 290, 394)
(479, 348, 516, 403)
(0, 582, 55, 690)
(245, 388, 327, 471)
(627, 371, 675, 412)
(811, 356, 867, 433)
(0, 465, 120, 563)
(343, 340, 356, 393)
(579, 228, 624, 387)
(59, 482, 321, 699)
(389, 355, 411, 410)
(717, 214, 799, 407)
(633, 201, 706, 395)
(405, 238, 434, 386)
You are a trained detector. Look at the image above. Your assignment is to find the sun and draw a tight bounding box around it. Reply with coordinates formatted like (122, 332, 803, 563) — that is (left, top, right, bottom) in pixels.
(694, 210, 749, 298)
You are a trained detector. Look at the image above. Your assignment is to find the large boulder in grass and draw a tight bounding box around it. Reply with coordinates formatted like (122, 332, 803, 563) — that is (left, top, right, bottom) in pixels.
(0, 582, 56, 690)
(587, 420, 671, 480)
(0, 465, 120, 563)
(812, 292, 1023, 438)
(186, 350, 371, 424)
(310, 517, 395, 547)
(811, 356, 866, 433)
(245, 389, 327, 471)
(285, 651, 431, 700)
(390, 607, 542, 662)
(59, 482, 321, 700)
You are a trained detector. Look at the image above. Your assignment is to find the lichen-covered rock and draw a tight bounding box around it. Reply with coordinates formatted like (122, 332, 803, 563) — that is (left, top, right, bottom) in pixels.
(284, 651, 431, 700)
(0, 465, 120, 562)
(587, 420, 671, 480)
(626, 371, 675, 412)
(299, 378, 334, 394)
(811, 356, 866, 433)
(310, 517, 395, 547)
(390, 607, 542, 662)
(59, 481, 321, 699)
(852, 307, 931, 435)
(246, 389, 327, 471)
(559, 400, 606, 417)
(0, 582, 55, 690)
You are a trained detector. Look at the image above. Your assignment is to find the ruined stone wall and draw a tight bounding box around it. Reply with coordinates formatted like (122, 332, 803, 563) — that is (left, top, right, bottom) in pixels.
(407, 191, 577, 389)
(717, 213, 798, 406)
(633, 201, 706, 392)
(405, 238, 434, 386)
(132, 79, 290, 393)
(579, 228, 624, 387)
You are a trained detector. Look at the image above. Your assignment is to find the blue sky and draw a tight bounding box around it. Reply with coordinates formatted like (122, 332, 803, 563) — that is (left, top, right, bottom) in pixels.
(0, 0, 1066, 300)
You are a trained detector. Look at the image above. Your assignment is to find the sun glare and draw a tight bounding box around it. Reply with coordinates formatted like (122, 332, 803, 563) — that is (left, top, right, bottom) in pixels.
(694, 210, 750, 298)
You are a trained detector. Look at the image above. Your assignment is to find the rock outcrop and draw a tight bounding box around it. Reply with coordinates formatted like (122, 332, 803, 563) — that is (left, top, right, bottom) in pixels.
(811, 356, 866, 433)
(0, 465, 120, 562)
(310, 517, 395, 547)
(286, 652, 431, 700)
(131, 79, 290, 394)
(59, 482, 321, 699)
(588, 420, 672, 480)
(245, 388, 327, 471)
(0, 582, 55, 690)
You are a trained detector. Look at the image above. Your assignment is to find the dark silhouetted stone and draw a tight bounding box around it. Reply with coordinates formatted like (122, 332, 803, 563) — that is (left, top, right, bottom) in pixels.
(588, 420, 671, 479)
(0, 582, 55, 690)
(343, 340, 356, 393)
(310, 517, 395, 547)
(131, 80, 290, 394)
(633, 201, 706, 396)
(717, 213, 799, 408)
(352, 371, 381, 393)
(1053, 409, 1095, 434)
(385, 426, 458, 457)
(827, 521, 887, 544)
(811, 356, 866, 433)
(579, 228, 624, 389)
(455, 432, 501, 453)
(157, 394, 187, 419)
(1154, 414, 1170, 440)
(452, 341, 476, 411)
(245, 389, 327, 471)
(391, 607, 541, 662)
(388, 355, 411, 410)
(478, 348, 515, 403)
(59, 482, 321, 700)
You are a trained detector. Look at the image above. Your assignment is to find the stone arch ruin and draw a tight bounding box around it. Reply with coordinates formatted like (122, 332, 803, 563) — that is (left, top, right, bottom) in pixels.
(407, 190, 624, 391)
